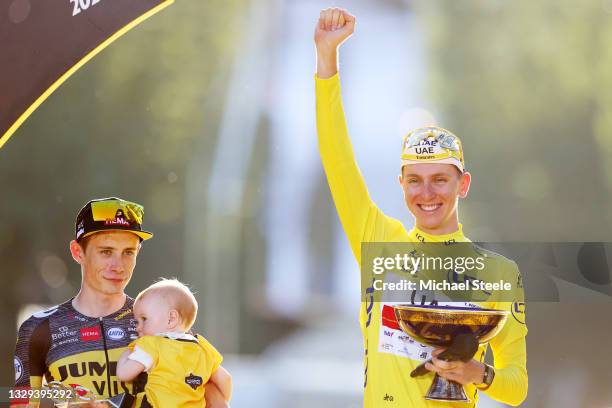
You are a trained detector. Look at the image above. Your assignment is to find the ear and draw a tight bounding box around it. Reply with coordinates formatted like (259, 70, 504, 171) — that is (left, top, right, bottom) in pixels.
(167, 309, 182, 330)
(458, 171, 472, 198)
(69, 240, 85, 264)
(398, 173, 403, 186)
(398, 166, 405, 186)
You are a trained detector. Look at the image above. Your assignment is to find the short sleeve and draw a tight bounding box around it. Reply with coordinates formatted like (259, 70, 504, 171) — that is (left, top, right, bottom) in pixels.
(128, 336, 159, 372)
(196, 335, 223, 373)
(14, 316, 50, 387)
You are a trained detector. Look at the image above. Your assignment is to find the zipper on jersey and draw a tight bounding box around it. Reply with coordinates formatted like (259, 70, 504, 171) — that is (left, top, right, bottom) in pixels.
(99, 317, 113, 398)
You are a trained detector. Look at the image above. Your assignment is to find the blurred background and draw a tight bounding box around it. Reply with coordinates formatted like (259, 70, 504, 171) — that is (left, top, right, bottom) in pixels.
(2, 0, 612, 406)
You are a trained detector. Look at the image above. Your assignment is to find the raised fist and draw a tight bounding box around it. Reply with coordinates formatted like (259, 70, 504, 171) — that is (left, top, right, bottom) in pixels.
(314, 7, 355, 54)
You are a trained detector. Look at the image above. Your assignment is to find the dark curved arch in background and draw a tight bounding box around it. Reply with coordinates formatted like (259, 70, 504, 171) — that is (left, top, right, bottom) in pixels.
(0, 0, 173, 149)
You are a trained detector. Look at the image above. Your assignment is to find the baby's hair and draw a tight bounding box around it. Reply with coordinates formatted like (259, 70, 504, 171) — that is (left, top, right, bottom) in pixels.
(136, 278, 198, 330)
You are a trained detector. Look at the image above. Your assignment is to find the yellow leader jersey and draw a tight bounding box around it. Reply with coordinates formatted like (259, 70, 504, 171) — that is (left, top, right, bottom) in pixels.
(127, 332, 223, 408)
(315, 73, 528, 407)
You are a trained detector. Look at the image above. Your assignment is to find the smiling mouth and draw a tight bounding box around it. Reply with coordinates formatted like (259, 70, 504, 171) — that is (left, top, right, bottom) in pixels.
(418, 203, 442, 212)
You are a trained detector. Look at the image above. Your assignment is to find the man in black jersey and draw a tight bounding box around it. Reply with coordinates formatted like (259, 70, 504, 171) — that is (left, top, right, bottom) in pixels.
(12, 197, 226, 407)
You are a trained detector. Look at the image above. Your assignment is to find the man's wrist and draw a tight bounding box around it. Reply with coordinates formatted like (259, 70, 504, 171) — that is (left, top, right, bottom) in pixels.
(315, 48, 338, 79)
(472, 360, 485, 384)
(476, 363, 495, 389)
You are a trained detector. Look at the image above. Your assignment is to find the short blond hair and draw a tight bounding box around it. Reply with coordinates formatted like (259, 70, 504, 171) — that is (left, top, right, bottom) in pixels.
(136, 278, 198, 330)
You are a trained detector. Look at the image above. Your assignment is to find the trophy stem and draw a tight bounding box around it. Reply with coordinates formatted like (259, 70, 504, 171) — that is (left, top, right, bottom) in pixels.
(425, 373, 470, 403)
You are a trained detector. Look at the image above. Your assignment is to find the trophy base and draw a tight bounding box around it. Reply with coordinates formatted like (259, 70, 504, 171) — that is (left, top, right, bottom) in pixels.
(425, 374, 470, 403)
(106, 393, 136, 408)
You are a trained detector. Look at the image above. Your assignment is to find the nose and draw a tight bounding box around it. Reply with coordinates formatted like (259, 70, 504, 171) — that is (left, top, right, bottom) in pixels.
(109, 254, 124, 272)
(420, 180, 436, 201)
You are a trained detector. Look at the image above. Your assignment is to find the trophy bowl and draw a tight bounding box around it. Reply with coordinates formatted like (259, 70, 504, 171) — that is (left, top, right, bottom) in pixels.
(46, 381, 135, 407)
(393, 305, 509, 403)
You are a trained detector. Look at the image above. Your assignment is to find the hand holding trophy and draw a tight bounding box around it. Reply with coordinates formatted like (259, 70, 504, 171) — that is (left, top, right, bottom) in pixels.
(393, 305, 508, 403)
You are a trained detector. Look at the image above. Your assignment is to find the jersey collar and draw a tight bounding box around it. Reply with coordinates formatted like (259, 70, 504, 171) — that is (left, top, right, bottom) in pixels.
(156, 332, 197, 341)
(67, 295, 134, 320)
(408, 224, 470, 243)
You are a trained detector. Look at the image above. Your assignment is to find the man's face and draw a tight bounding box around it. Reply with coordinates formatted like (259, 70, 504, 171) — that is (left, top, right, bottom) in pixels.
(399, 163, 471, 234)
(72, 231, 141, 296)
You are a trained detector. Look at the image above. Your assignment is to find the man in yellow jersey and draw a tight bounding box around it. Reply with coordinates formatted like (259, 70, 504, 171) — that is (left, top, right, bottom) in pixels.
(314, 8, 527, 407)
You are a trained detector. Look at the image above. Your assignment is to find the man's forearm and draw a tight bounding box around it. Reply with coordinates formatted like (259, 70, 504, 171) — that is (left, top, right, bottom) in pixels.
(481, 365, 528, 406)
(205, 382, 229, 408)
(485, 316, 528, 406)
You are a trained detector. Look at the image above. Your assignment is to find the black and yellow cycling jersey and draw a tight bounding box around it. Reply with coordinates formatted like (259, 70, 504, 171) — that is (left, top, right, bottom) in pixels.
(14, 296, 142, 403)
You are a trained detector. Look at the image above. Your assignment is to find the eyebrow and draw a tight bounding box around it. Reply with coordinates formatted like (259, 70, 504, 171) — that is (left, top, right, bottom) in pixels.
(95, 246, 139, 250)
(404, 173, 452, 178)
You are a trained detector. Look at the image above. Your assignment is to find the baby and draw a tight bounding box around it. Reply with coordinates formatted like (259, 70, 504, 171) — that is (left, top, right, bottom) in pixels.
(117, 279, 232, 407)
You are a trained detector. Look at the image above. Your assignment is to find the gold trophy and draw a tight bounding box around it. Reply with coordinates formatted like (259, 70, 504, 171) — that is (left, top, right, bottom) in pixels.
(47, 381, 135, 407)
(393, 305, 508, 403)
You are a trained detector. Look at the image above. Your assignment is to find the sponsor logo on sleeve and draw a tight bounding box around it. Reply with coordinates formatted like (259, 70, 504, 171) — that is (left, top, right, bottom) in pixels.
(14, 357, 23, 381)
(511, 301, 526, 324)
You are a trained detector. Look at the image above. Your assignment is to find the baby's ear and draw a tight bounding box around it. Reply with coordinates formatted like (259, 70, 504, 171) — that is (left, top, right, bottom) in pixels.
(168, 309, 182, 328)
